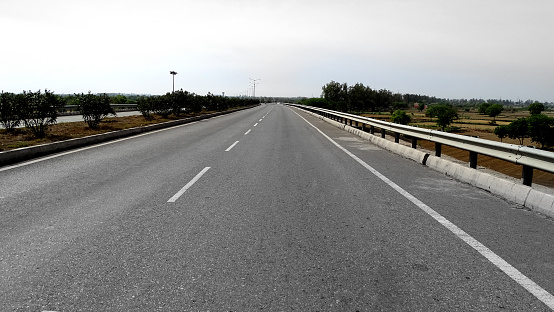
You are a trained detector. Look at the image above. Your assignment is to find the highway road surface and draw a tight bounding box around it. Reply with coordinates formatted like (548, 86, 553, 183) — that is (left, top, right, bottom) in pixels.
(1, 103, 554, 311)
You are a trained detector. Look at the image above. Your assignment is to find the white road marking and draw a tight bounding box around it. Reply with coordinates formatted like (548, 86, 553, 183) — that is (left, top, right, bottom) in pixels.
(259, 119, 263, 121)
(167, 167, 211, 203)
(0, 120, 202, 172)
(245, 129, 252, 135)
(225, 141, 239, 152)
(253, 123, 258, 127)
(291, 108, 554, 310)
(263, 107, 273, 118)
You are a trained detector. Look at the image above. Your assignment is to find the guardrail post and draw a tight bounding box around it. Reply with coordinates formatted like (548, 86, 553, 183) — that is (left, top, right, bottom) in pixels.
(469, 151, 478, 169)
(411, 137, 417, 149)
(381, 129, 386, 138)
(522, 165, 533, 186)
(349, 119, 353, 126)
(370, 125, 375, 135)
(435, 143, 442, 157)
(394, 133, 400, 143)
(362, 123, 366, 132)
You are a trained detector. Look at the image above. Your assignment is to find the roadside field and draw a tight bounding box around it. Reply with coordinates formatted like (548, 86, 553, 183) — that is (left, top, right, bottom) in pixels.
(362, 108, 554, 188)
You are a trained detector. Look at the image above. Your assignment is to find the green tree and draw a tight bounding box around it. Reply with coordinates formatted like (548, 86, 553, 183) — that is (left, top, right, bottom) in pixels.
(300, 97, 332, 109)
(76, 92, 116, 128)
(390, 109, 411, 125)
(322, 80, 348, 111)
(478, 102, 491, 114)
(374, 89, 394, 112)
(528, 102, 545, 115)
(486, 104, 503, 123)
(493, 125, 510, 142)
(425, 104, 458, 131)
(111, 94, 128, 104)
(527, 114, 554, 148)
(21, 89, 61, 138)
(0, 92, 23, 132)
(348, 83, 373, 112)
(507, 118, 529, 145)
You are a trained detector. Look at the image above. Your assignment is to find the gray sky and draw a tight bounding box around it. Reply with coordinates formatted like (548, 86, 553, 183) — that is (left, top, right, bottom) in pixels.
(1, 0, 553, 101)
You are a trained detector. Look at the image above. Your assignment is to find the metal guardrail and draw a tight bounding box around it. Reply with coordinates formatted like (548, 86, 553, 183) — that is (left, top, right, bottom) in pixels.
(60, 104, 138, 110)
(288, 104, 554, 186)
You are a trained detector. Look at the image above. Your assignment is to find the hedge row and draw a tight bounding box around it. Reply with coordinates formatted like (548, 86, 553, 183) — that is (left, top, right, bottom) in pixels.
(137, 90, 260, 120)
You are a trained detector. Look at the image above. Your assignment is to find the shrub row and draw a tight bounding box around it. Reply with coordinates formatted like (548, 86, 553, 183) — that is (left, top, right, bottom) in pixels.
(0, 90, 61, 137)
(494, 114, 554, 148)
(137, 90, 260, 120)
(1, 89, 261, 138)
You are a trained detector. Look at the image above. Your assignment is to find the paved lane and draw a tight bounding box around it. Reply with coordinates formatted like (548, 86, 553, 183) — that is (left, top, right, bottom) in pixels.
(1, 104, 554, 311)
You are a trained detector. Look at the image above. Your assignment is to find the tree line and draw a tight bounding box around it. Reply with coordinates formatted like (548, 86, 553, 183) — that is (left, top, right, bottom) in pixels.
(298, 80, 554, 149)
(300, 80, 550, 113)
(492, 102, 554, 148)
(0, 89, 259, 138)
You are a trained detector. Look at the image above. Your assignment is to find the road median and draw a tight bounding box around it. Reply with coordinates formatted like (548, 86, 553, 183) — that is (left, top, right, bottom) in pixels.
(0, 106, 255, 167)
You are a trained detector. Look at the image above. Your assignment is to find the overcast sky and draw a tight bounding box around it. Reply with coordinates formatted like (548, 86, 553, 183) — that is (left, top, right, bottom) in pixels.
(1, 0, 553, 101)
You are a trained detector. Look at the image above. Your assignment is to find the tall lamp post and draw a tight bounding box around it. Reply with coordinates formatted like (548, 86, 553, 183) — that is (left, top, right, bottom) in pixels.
(249, 78, 260, 98)
(170, 71, 178, 93)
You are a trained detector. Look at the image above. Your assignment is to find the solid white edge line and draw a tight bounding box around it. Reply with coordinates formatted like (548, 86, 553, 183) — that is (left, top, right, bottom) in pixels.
(245, 129, 252, 135)
(167, 167, 211, 203)
(225, 141, 239, 152)
(0, 119, 203, 172)
(289, 107, 554, 310)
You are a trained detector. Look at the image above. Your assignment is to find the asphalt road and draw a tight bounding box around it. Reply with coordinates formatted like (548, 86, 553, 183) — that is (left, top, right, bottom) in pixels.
(1, 104, 554, 311)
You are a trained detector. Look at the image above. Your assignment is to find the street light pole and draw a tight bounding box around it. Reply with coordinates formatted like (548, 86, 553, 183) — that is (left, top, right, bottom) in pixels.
(249, 78, 260, 98)
(170, 71, 178, 93)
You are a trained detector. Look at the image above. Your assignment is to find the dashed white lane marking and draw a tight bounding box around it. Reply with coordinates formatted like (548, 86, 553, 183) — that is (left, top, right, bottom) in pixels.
(167, 167, 211, 203)
(290, 108, 554, 310)
(259, 119, 263, 121)
(263, 107, 273, 118)
(225, 141, 239, 152)
(253, 123, 258, 127)
(245, 129, 252, 135)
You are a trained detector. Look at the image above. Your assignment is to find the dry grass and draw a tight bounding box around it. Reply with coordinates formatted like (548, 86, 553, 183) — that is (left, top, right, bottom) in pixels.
(0, 114, 198, 152)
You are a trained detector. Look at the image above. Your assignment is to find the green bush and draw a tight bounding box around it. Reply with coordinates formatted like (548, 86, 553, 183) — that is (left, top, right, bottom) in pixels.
(21, 89, 61, 138)
(0, 91, 24, 132)
(76, 92, 116, 128)
(390, 109, 411, 125)
(137, 96, 154, 120)
(425, 104, 458, 131)
(493, 125, 510, 142)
